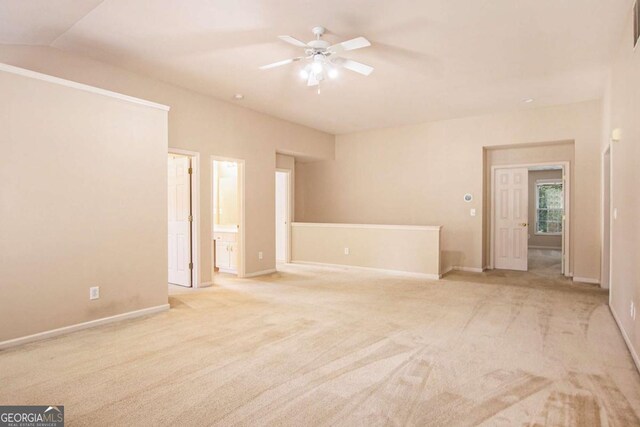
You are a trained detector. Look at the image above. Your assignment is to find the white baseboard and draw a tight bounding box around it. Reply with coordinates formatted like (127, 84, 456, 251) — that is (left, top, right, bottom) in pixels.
(443, 266, 485, 275)
(198, 281, 214, 288)
(291, 260, 441, 280)
(528, 245, 562, 250)
(609, 306, 640, 374)
(243, 268, 277, 278)
(573, 276, 600, 285)
(456, 266, 485, 273)
(0, 304, 170, 350)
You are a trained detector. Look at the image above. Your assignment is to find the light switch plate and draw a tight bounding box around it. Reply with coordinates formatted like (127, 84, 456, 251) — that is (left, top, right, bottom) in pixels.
(89, 286, 100, 300)
(344, 248, 350, 255)
(470, 208, 476, 217)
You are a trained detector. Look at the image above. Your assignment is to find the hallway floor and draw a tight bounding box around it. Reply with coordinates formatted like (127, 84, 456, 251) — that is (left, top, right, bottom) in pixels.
(1, 264, 638, 426)
(528, 248, 563, 278)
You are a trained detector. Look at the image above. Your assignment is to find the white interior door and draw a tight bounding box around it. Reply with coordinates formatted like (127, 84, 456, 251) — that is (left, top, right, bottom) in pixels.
(494, 167, 529, 271)
(168, 155, 191, 286)
(275, 171, 289, 262)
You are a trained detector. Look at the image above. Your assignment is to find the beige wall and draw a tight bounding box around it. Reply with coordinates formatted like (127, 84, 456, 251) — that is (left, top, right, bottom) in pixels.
(602, 12, 640, 364)
(0, 45, 334, 281)
(296, 101, 601, 279)
(291, 223, 441, 277)
(276, 153, 295, 222)
(276, 153, 296, 170)
(0, 67, 168, 342)
(527, 170, 563, 249)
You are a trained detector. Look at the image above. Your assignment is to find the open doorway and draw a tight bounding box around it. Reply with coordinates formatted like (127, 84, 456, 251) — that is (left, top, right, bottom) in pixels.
(491, 162, 570, 276)
(168, 151, 196, 288)
(212, 157, 244, 277)
(527, 166, 564, 276)
(275, 169, 291, 264)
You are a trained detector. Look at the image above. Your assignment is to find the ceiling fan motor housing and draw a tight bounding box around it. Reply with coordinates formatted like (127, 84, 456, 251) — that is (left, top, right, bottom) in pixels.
(307, 39, 330, 50)
(308, 26, 330, 54)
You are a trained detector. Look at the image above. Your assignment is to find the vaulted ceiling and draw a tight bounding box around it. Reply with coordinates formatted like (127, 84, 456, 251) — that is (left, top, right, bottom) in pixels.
(0, 0, 632, 133)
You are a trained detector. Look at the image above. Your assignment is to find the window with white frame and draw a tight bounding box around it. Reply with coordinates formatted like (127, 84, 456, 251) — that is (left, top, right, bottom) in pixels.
(535, 179, 563, 235)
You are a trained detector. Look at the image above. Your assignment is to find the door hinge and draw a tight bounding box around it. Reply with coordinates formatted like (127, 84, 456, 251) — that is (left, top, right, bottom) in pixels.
(189, 262, 193, 270)
(188, 167, 193, 174)
(188, 215, 193, 222)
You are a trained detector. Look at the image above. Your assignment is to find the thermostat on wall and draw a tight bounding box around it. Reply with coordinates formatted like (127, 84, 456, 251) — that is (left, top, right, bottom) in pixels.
(463, 193, 473, 202)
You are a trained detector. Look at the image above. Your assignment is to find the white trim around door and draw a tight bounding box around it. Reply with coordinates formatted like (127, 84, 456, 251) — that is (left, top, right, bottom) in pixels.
(602, 144, 613, 291)
(490, 161, 571, 277)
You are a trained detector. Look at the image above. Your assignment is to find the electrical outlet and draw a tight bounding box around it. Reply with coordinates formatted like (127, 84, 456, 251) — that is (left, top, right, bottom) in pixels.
(614, 208, 618, 220)
(89, 286, 100, 300)
(344, 247, 350, 255)
(630, 301, 636, 320)
(258, 251, 263, 260)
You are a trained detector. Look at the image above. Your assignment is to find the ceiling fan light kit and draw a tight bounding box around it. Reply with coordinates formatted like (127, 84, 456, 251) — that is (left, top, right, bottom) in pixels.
(260, 26, 374, 94)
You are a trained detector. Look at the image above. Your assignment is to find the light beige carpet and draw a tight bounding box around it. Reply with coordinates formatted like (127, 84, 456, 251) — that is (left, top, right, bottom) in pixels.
(1, 263, 639, 426)
(528, 248, 563, 278)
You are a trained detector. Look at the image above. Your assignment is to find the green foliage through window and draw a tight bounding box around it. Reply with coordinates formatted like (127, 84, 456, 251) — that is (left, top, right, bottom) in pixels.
(536, 181, 563, 234)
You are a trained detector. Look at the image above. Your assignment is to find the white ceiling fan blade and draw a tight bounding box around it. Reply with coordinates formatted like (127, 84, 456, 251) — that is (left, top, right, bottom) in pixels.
(307, 73, 319, 86)
(278, 35, 309, 48)
(259, 57, 303, 70)
(332, 57, 374, 76)
(328, 36, 371, 54)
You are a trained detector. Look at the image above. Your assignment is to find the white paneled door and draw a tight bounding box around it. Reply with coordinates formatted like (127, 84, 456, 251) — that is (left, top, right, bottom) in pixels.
(168, 155, 192, 287)
(494, 167, 528, 271)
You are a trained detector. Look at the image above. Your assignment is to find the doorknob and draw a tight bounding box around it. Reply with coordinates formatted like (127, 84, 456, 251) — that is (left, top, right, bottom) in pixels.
(520, 223, 528, 226)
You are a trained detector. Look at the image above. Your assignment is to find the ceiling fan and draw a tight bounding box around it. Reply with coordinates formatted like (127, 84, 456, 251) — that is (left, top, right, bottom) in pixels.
(259, 26, 373, 92)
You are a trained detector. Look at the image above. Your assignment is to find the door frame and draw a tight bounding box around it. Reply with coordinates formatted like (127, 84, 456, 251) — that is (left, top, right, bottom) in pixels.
(168, 148, 201, 288)
(601, 144, 612, 291)
(275, 168, 292, 263)
(211, 155, 246, 278)
(490, 161, 571, 276)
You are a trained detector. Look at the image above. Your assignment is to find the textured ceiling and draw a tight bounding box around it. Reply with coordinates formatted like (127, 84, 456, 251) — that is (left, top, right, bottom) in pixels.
(0, 0, 632, 134)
